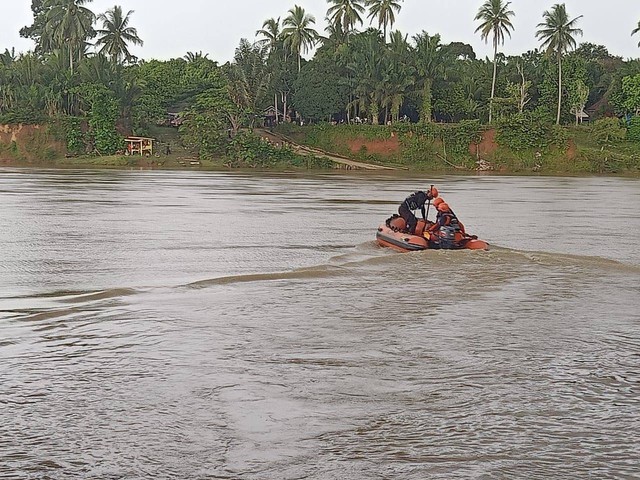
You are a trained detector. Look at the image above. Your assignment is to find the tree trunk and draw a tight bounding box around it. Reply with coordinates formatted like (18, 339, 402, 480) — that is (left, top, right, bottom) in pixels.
(371, 101, 379, 125)
(282, 91, 288, 123)
(556, 52, 562, 125)
(518, 64, 526, 113)
(490, 38, 498, 123)
(420, 79, 433, 123)
(274, 93, 278, 124)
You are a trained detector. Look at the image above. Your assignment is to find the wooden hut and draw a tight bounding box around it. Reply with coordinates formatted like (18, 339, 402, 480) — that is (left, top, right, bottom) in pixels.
(263, 106, 285, 128)
(125, 136, 154, 156)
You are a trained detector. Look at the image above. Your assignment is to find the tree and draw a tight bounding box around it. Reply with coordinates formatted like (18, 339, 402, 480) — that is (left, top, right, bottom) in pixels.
(633, 20, 640, 47)
(513, 63, 531, 113)
(20, 0, 49, 50)
(256, 17, 281, 54)
(76, 83, 122, 154)
(282, 5, 318, 72)
(365, 0, 403, 42)
(344, 29, 387, 123)
(42, 0, 96, 74)
(230, 38, 270, 124)
(383, 30, 414, 122)
(474, 0, 515, 123)
(180, 86, 235, 159)
(536, 3, 583, 124)
(412, 31, 449, 123)
(95, 5, 143, 64)
(622, 73, 640, 116)
(568, 79, 589, 124)
(326, 0, 365, 36)
(319, 20, 349, 51)
(184, 51, 209, 63)
(293, 54, 349, 121)
(590, 117, 626, 145)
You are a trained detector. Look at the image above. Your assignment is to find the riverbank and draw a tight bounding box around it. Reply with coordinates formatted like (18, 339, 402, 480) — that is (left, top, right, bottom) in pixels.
(2, 122, 640, 175)
(275, 122, 640, 175)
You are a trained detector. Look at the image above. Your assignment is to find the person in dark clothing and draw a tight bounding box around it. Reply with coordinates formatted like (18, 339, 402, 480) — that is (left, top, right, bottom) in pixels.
(398, 186, 439, 234)
(428, 200, 465, 248)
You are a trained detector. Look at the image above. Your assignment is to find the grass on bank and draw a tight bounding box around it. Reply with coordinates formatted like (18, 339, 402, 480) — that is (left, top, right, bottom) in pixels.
(276, 122, 640, 175)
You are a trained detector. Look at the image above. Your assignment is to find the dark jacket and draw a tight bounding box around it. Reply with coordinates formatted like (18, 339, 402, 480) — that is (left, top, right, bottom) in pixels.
(428, 210, 461, 233)
(402, 191, 430, 219)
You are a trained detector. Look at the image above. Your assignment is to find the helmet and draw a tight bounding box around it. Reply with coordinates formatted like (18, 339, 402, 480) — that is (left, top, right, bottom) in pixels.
(433, 197, 444, 208)
(427, 186, 439, 199)
(436, 202, 450, 212)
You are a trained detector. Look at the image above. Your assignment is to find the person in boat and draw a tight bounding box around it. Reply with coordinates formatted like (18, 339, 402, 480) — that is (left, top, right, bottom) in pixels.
(427, 198, 465, 248)
(398, 186, 439, 234)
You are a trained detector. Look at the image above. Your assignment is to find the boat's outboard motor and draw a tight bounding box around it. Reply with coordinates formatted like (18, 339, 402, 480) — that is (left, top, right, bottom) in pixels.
(438, 226, 458, 249)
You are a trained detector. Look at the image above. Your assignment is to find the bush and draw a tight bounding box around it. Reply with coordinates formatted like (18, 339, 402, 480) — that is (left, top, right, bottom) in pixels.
(225, 131, 332, 169)
(627, 116, 640, 143)
(495, 112, 554, 151)
(591, 117, 627, 145)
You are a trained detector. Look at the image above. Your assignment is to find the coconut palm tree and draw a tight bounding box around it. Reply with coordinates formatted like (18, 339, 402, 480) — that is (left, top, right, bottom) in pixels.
(282, 5, 318, 72)
(95, 6, 143, 64)
(184, 51, 208, 62)
(256, 17, 281, 54)
(43, 0, 95, 73)
(632, 20, 640, 47)
(536, 3, 582, 124)
(320, 20, 350, 51)
(365, 0, 403, 42)
(326, 0, 365, 36)
(474, 0, 515, 123)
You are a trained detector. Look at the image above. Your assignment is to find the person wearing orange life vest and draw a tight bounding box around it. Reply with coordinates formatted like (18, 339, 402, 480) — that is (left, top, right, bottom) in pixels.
(398, 186, 439, 234)
(428, 199, 466, 248)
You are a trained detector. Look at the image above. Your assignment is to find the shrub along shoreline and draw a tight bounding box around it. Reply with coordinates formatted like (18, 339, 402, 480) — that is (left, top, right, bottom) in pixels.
(1, 117, 639, 176)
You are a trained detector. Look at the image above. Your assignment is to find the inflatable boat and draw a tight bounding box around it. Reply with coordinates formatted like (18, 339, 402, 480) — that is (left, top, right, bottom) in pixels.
(376, 215, 489, 252)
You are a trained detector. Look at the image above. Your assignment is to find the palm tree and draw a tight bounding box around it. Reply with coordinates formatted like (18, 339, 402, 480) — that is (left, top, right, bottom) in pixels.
(0, 48, 17, 66)
(256, 17, 281, 54)
(320, 20, 349, 51)
(365, 0, 403, 42)
(474, 0, 515, 123)
(95, 6, 143, 64)
(412, 31, 449, 123)
(382, 31, 413, 122)
(232, 39, 271, 125)
(346, 30, 386, 123)
(536, 3, 583, 124)
(632, 20, 640, 47)
(326, 0, 365, 36)
(282, 5, 318, 72)
(184, 51, 209, 62)
(43, 0, 95, 73)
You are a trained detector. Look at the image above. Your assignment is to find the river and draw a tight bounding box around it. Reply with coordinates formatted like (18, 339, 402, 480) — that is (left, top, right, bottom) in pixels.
(1, 168, 639, 479)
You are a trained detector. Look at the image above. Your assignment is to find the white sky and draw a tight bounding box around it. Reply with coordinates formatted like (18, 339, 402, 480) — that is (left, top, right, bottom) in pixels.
(1, 0, 639, 61)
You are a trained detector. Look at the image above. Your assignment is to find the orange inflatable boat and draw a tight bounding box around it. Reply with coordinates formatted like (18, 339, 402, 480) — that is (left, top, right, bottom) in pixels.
(376, 215, 489, 252)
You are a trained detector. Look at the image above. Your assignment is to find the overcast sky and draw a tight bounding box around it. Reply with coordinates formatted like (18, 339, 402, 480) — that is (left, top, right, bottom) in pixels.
(1, 0, 639, 62)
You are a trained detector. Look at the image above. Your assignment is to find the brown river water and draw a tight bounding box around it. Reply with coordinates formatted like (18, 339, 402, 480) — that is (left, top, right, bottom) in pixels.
(1, 168, 639, 479)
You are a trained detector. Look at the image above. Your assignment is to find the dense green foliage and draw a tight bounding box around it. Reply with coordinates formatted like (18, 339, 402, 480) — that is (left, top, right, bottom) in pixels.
(495, 112, 563, 151)
(77, 83, 122, 154)
(225, 131, 333, 168)
(1, 1, 640, 173)
(627, 116, 640, 143)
